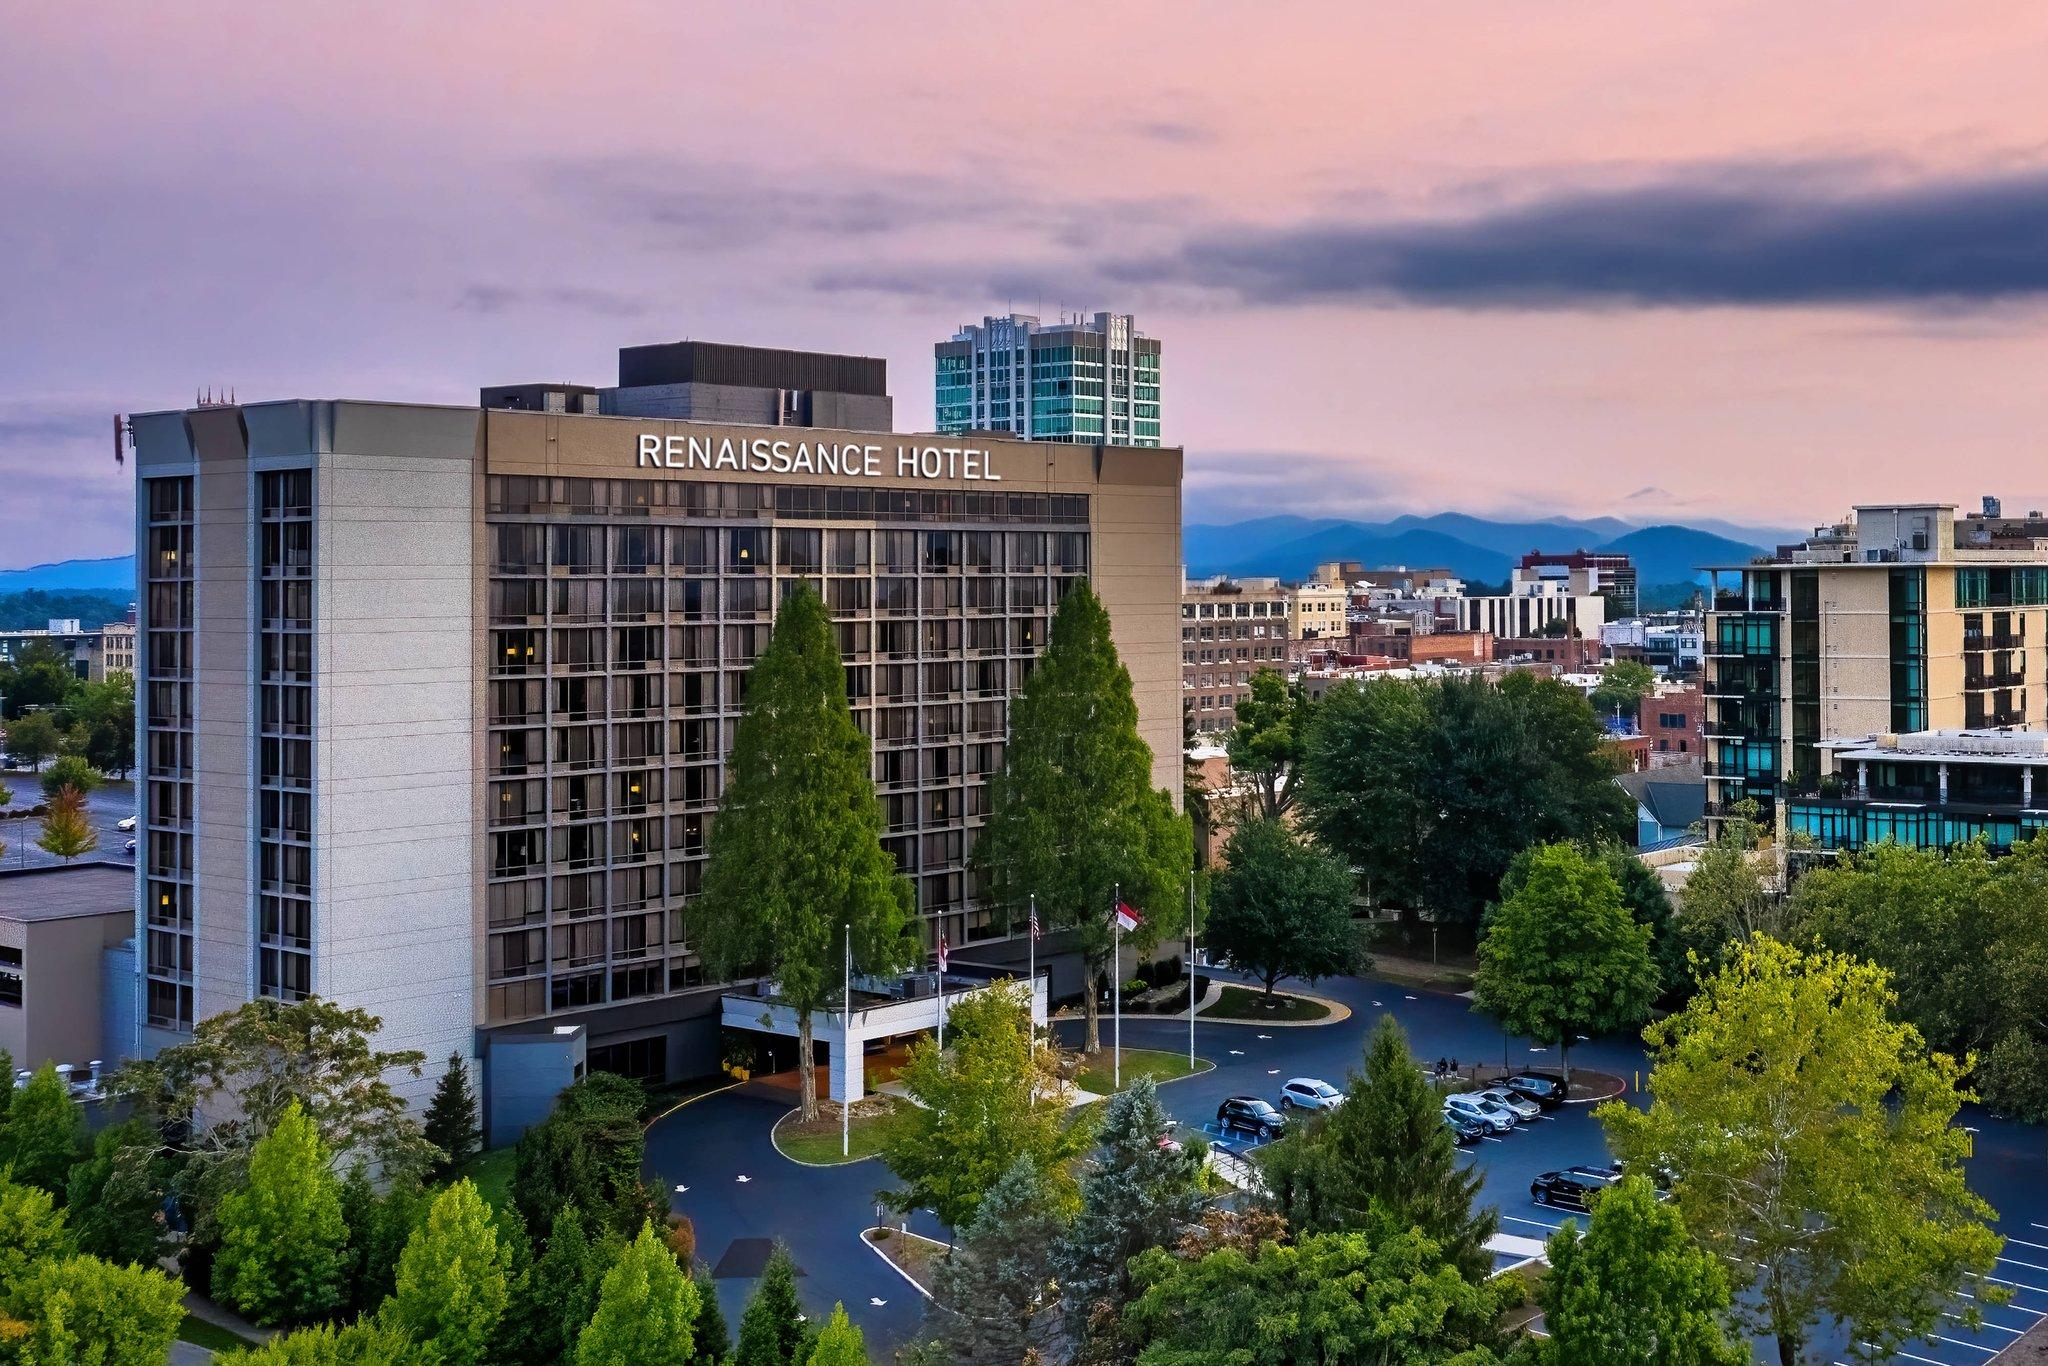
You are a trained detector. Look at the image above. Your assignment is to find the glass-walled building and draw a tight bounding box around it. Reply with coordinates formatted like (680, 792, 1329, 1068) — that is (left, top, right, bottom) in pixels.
(936, 312, 1161, 447)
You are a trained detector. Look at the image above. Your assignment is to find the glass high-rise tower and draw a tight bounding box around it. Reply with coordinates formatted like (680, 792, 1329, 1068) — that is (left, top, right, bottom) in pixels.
(936, 313, 1161, 447)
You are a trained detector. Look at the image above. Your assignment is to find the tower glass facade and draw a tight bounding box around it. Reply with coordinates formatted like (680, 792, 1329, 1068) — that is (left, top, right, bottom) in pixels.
(936, 313, 1161, 447)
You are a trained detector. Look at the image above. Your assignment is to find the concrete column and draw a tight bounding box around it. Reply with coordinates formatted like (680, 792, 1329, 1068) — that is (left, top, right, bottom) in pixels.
(1858, 761, 1869, 799)
(829, 1033, 865, 1105)
(1939, 762, 1949, 805)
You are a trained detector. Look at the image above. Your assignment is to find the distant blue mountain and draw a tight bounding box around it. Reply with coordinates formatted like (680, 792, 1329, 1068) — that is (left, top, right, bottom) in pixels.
(0, 555, 136, 594)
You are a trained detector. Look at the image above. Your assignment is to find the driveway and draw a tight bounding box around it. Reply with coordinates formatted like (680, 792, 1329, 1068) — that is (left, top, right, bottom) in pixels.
(645, 966, 2048, 1362)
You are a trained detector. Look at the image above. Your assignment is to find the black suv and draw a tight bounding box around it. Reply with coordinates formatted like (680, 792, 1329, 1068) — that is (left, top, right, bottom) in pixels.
(1530, 1165, 1622, 1212)
(1502, 1074, 1566, 1109)
(1442, 1111, 1486, 1147)
(1217, 1096, 1287, 1140)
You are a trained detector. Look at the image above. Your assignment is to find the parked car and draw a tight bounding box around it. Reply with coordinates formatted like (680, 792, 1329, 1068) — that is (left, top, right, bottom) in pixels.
(1501, 1073, 1565, 1109)
(1442, 1111, 1486, 1146)
(116, 815, 137, 831)
(1217, 1096, 1288, 1140)
(123, 838, 137, 856)
(1279, 1077, 1343, 1111)
(1443, 1094, 1517, 1134)
(1478, 1087, 1543, 1121)
(1530, 1165, 1624, 1212)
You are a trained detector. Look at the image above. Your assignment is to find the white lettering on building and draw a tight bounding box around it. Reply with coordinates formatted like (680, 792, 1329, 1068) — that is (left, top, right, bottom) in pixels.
(638, 434, 1000, 481)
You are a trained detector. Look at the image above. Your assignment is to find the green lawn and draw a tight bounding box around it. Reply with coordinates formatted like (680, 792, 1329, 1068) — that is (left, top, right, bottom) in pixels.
(1208, 984, 1332, 1022)
(772, 1099, 902, 1165)
(179, 1313, 257, 1353)
(1074, 1047, 1210, 1096)
(460, 1145, 518, 1213)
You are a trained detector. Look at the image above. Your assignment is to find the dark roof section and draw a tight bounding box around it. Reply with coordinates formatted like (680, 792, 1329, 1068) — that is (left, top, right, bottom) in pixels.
(0, 862, 133, 924)
(618, 340, 888, 397)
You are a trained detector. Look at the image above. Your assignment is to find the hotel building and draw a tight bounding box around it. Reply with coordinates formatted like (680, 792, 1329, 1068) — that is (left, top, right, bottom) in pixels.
(126, 344, 1182, 1099)
(1704, 502, 2048, 852)
(935, 313, 1161, 447)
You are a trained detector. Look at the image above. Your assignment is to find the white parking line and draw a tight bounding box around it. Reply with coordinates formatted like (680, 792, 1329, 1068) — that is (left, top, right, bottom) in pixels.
(1926, 1333, 1998, 1355)
(1997, 1254, 2048, 1274)
(1983, 1273, 2048, 1297)
(2003, 1236, 2048, 1252)
(1946, 1313, 2022, 1336)
(1502, 1214, 1563, 1231)
(1865, 1345, 1942, 1364)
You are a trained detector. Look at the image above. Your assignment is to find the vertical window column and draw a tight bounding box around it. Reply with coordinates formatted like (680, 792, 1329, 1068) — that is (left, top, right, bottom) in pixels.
(142, 476, 196, 1030)
(257, 469, 314, 1000)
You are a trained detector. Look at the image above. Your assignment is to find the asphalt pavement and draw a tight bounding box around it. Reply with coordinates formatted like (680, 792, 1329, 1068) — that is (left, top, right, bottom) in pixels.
(0, 771, 136, 871)
(645, 965, 2048, 1362)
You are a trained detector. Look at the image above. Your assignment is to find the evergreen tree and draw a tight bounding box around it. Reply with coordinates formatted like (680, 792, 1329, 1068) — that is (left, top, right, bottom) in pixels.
(974, 580, 1193, 1052)
(1057, 1077, 1208, 1339)
(0, 1062, 86, 1197)
(733, 1243, 810, 1366)
(65, 1119, 174, 1268)
(692, 1269, 731, 1363)
(381, 1179, 513, 1365)
(1206, 817, 1363, 1001)
(693, 581, 917, 1121)
(574, 1222, 701, 1366)
(1258, 1014, 1495, 1278)
(423, 1051, 481, 1179)
(1, 1251, 186, 1365)
(1474, 842, 1660, 1086)
(1533, 1174, 1745, 1366)
(211, 1099, 350, 1326)
(341, 1167, 428, 1313)
(926, 1156, 1069, 1362)
(805, 1302, 868, 1366)
(35, 784, 98, 860)
(501, 1206, 620, 1366)
(512, 1073, 664, 1242)
(0, 1174, 75, 1293)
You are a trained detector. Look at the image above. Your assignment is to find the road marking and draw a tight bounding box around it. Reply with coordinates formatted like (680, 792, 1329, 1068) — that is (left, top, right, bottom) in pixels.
(869, 1297, 887, 1307)
(1481, 1135, 1504, 1143)
(673, 1184, 689, 1194)
(1982, 1273, 2048, 1296)
(1372, 1000, 1382, 1007)
(1266, 1069, 1279, 1075)
(1865, 1346, 1942, 1365)
(736, 1174, 751, 1183)
(1998, 1255, 2048, 1274)
(1503, 1214, 1563, 1231)
(1229, 1049, 1244, 1056)
(1926, 1334, 1998, 1355)
(2002, 1236, 2048, 1252)
(1946, 1314, 2022, 1336)
(1257, 1033, 1271, 1040)
(1404, 994, 1417, 1000)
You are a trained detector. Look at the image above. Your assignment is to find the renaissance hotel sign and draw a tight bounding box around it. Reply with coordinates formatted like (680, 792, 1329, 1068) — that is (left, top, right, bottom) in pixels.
(637, 432, 1003, 482)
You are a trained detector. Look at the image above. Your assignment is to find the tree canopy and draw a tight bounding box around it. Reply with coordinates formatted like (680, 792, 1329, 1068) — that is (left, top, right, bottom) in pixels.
(211, 1101, 351, 1327)
(1205, 817, 1363, 1000)
(574, 1223, 701, 1366)
(381, 1179, 514, 1365)
(1224, 669, 1317, 822)
(1601, 938, 2006, 1364)
(974, 579, 1193, 1052)
(692, 580, 917, 1119)
(924, 1156, 1069, 1363)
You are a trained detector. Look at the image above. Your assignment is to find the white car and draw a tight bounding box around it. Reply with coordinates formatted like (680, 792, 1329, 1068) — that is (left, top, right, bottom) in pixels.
(117, 815, 138, 831)
(1279, 1077, 1344, 1112)
(1478, 1087, 1542, 1121)
(1444, 1094, 1518, 1134)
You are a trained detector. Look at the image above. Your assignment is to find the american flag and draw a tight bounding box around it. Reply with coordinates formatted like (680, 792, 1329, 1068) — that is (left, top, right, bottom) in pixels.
(1028, 904, 1040, 940)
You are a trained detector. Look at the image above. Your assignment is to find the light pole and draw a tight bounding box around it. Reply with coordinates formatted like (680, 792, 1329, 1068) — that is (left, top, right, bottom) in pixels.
(842, 920, 851, 1159)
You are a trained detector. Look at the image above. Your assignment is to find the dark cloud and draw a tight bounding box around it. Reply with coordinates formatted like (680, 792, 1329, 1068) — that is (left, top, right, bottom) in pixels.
(1131, 119, 1215, 145)
(455, 284, 648, 317)
(1116, 164, 2048, 307)
(0, 403, 114, 443)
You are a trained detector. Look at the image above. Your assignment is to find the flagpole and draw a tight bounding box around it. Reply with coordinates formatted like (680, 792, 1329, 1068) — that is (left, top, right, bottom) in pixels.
(1113, 881, 1122, 1091)
(842, 920, 851, 1159)
(1187, 874, 1196, 1069)
(1028, 892, 1037, 1027)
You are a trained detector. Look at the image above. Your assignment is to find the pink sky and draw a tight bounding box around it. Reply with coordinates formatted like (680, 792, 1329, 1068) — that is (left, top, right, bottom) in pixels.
(6, 1, 2048, 563)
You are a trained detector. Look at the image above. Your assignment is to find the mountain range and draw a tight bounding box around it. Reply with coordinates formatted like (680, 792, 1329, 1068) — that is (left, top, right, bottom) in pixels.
(0, 555, 137, 595)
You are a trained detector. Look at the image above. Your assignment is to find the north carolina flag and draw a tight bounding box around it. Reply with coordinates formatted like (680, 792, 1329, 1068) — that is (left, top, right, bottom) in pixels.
(1114, 901, 1141, 933)
(937, 933, 949, 973)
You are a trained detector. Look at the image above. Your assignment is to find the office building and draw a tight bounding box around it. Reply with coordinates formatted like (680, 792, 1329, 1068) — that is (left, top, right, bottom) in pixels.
(936, 313, 1161, 447)
(1454, 566, 1607, 640)
(126, 341, 1182, 1102)
(1519, 550, 1638, 619)
(0, 619, 136, 683)
(0, 863, 135, 1073)
(1288, 582, 1348, 643)
(1704, 502, 2048, 849)
(1182, 579, 1292, 731)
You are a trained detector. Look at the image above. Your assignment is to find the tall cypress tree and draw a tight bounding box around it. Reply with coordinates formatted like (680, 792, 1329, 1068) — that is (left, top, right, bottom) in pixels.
(694, 581, 917, 1120)
(1260, 1014, 1496, 1278)
(733, 1243, 811, 1366)
(423, 1051, 480, 1178)
(974, 580, 1193, 1052)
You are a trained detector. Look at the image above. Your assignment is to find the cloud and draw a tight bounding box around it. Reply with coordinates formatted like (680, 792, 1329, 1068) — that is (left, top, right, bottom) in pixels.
(1114, 163, 2048, 308)
(455, 284, 648, 318)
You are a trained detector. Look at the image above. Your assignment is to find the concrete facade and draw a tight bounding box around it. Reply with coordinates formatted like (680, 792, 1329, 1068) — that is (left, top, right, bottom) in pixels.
(0, 863, 133, 1071)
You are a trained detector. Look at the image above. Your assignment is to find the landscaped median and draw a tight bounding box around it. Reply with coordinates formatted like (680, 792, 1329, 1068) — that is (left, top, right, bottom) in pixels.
(1071, 1047, 1212, 1096)
(1198, 983, 1346, 1025)
(770, 1094, 905, 1166)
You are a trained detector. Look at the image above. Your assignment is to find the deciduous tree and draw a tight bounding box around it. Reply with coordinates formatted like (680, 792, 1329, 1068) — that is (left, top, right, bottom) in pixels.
(574, 1222, 700, 1366)
(1, 1251, 186, 1366)
(1224, 669, 1316, 822)
(1589, 658, 1656, 726)
(511, 1073, 664, 1243)
(501, 1206, 619, 1366)
(1601, 938, 2006, 1365)
(694, 581, 917, 1121)
(1474, 842, 1659, 1086)
(0, 1063, 86, 1199)
(381, 1179, 513, 1365)
(39, 753, 102, 800)
(65, 1119, 174, 1268)
(211, 1100, 350, 1326)
(35, 784, 97, 860)
(881, 982, 1081, 1231)
(3, 710, 61, 767)
(0, 1175, 74, 1292)
(805, 1303, 868, 1366)
(222, 1318, 410, 1364)
(1670, 832, 1778, 981)
(1206, 817, 1362, 1002)
(974, 580, 1193, 1053)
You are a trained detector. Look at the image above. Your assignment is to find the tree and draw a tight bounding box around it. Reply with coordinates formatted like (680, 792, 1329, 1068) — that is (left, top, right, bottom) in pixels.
(1300, 673, 1631, 923)
(501, 1206, 619, 1366)
(0, 644, 79, 721)
(1257, 1014, 1495, 1278)
(1206, 817, 1362, 1002)
(511, 1073, 663, 1243)
(1670, 832, 1778, 982)
(924, 1156, 1069, 1362)
(974, 580, 1193, 1053)
(423, 1051, 481, 1179)
(63, 671, 134, 777)
(1531, 1174, 1745, 1366)
(0, 1063, 86, 1198)
(0, 1175, 74, 1293)
(572, 1222, 701, 1366)
(65, 1119, 174, 1269)
(693, 581, 916, 1122)
(211, 1100, 350, 1326)
(221, 1318, 411, 1364)
(1, 1252, 186, 1366)
(1057, 1077, 1209, 1339)
(35, 784, 97, 860)
(1598, 841, 1685, 998)
(880, 981, 1083, 1231)
(1589, 659, 1656, 727)
(380, 1179, 513, 1364)
(692, 1269, 731, 1364)
(1120, 1227, 1505, 1365)
(1224, 669, 1316, 822)
(805, 1303, 868, 1366)
(733, 1243, 810, 1366)
(39, 753, 102, 801)
(1473, 842, 1659, 1087)
(340, 1168, 429, 1314)
(1600, 938, 2006, 1365)
(4, 711, 62, 769)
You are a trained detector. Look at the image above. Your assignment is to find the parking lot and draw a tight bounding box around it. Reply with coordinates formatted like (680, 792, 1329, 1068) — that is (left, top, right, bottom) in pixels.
(0, 773, 136, 872)
(649, 965, 2048, 1362)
